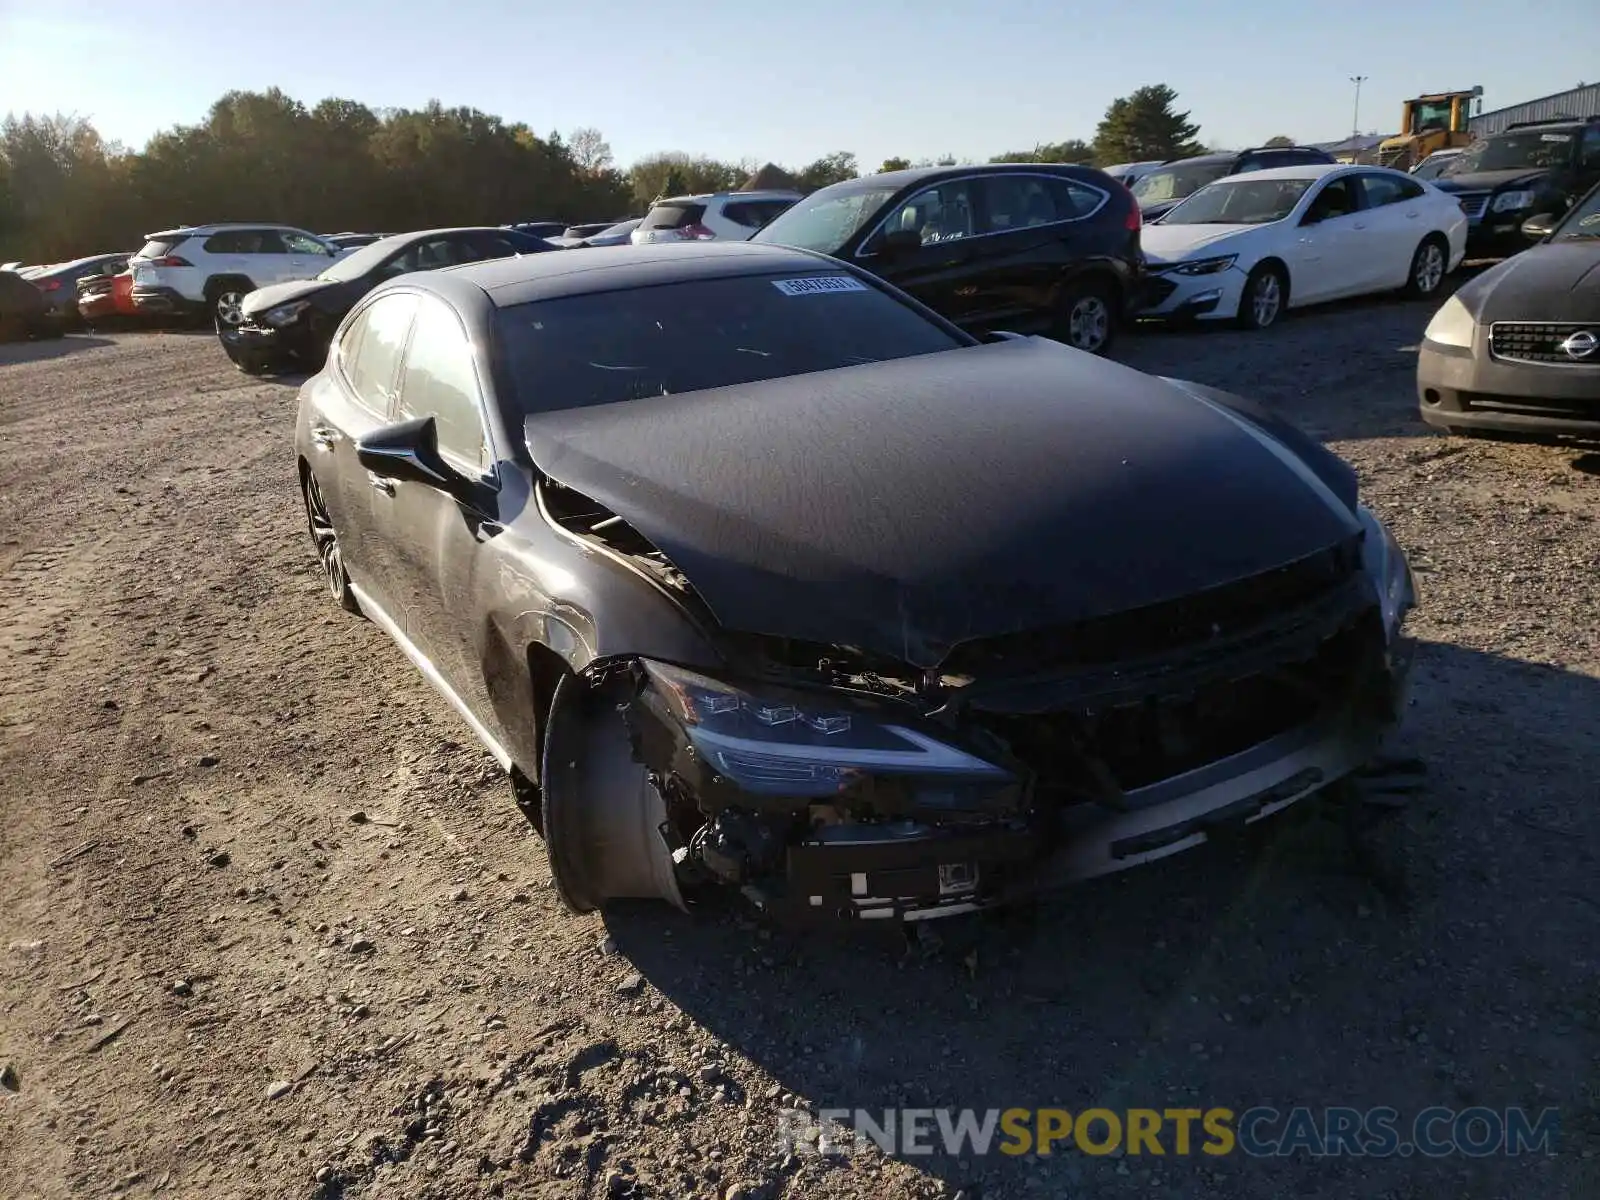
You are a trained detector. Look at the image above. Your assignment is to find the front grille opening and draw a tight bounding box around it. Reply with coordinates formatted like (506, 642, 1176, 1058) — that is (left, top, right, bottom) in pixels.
(979, 614, 1378, 797)
(942, 540, 1362, 680)
(1490, 322, 1600, 365)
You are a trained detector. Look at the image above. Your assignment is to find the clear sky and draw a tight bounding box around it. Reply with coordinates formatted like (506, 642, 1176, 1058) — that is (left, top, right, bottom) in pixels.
(1, 0, 1592, 170)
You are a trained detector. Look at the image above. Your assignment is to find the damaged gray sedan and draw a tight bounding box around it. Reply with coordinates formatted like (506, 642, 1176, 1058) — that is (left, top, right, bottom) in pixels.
(294, 242, 1417, 924)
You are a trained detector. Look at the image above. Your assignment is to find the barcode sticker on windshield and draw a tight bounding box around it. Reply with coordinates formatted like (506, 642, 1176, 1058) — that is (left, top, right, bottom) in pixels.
(772, 275, 870, 296)
(1540, 133, 1572, 142)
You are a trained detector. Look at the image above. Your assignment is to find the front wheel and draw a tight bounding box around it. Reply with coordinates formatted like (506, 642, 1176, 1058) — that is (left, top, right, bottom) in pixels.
(210, 287, 248, 330)
(1236, 263, 1287, 330)
(1403, 237, 1449, 299)
(1052, 279, 1118, 355)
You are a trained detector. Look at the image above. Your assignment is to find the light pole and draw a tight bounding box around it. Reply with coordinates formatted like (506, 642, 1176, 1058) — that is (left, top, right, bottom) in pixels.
(1349, 75, 1368, 138)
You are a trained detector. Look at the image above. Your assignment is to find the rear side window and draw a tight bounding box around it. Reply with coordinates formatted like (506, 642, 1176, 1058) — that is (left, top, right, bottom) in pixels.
(984, 175, 1109, 229)
(639, 203, 707, 231)
(340, 293, 418, 415)
(722, 200, 796, 229)
(136, 236, 188, 260)
(493, 272, 964, 416)
(1359, 173, 1425, 207)
(203, 229, 287, 254)
(397, 300, 488, 470)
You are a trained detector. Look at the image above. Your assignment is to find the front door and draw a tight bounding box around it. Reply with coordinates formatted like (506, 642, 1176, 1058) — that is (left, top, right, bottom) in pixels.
(283, 231, 339, 283)
(363, 294, 507, 747)
(855, 179, 984, 326)
(1287, 177, 1369, 303)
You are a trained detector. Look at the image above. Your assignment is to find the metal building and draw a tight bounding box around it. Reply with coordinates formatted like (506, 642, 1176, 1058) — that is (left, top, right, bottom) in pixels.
(1469, 84, 1600, 136)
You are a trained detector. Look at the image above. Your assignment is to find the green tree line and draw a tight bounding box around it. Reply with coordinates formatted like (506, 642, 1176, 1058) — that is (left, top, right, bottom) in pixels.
(1, 83, 1209, 261)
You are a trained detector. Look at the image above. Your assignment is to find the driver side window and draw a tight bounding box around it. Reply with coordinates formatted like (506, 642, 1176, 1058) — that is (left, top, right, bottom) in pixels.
(1305, 178, 1361, 222)
(395, 299, 489, 472)
(881, 181, 977, 247)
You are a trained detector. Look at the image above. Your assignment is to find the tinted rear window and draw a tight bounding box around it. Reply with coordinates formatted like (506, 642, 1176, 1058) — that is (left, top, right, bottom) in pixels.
(639, 203, 707, 231)
(494, 273, 963, 415)
(136, 236, 188, 259)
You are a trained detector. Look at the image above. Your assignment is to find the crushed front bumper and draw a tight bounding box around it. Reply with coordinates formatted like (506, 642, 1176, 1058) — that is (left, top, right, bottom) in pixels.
(631, 586, 1416, 924)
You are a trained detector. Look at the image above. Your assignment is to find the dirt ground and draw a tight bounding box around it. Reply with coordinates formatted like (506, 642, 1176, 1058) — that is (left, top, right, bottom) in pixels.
(1, 294, 1597, 1200)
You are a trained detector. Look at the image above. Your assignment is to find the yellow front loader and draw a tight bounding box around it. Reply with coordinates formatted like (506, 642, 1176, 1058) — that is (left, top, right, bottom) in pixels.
(1378, 88, 1482, 171)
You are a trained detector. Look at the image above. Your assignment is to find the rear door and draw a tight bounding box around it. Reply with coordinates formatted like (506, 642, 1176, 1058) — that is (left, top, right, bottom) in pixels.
(855, 179, 983, 324)
(1354, 172, 1430, 288)
(308, 291, 419, 612)
(969, 172, 1115, 332)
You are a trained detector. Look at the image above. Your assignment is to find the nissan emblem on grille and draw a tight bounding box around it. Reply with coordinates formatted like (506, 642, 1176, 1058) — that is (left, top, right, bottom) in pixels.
(1560, 330, 1599, 360)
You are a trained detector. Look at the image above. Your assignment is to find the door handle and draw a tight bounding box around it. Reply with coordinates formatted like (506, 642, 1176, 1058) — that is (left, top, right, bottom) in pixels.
(1353, 223, 1367, 230)
(367, 472, 395, 496)
(310, 425, 338, 449)
(1406, 210, 1420, 218)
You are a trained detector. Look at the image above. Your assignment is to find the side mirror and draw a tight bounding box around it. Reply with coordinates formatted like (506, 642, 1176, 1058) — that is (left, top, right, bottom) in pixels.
(1299, 209, 1323, 226)
(1520, 213, 1556, 241)
(356, 416, 474, 502)
(876, 228, 923, 258)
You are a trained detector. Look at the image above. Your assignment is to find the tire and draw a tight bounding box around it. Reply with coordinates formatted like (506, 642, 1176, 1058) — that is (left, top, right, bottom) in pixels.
(1051, 278, 1118, 355)
(539, 672, 686, 915)
(301, 471, 362, 615)
(1236, 262, 1287, 330)
(1403, 236, 1449, 299)
(205, 279, 253, 331)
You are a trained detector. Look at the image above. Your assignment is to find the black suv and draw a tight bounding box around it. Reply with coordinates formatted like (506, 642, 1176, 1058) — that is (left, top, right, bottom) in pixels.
(751, 163, 1141, 354)
(1431, 116, 1600, 257)
(1130, 146, 1337, 222)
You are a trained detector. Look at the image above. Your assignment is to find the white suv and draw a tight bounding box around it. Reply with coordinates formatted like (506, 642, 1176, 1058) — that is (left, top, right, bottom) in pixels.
(630, 191, 801, 244)
(129, 224, 346, 327)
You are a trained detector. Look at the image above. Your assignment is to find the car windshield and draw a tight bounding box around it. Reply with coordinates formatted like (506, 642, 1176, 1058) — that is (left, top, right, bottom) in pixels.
(317, 238, 402, 282)
(1550, 185, 1600, 240)
(1411, 155, 1458, 181)
(1130, 161, 1233, 203)
(1161, 177, 1314, 225)
(749, 185, 901, 253)
(494, 272, 964, 415)
(1444, 131, 1575, 175)
(590, 219, 639, 239)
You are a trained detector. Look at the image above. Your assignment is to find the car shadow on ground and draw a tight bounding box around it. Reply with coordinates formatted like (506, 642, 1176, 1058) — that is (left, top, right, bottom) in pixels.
(604, 639, 1598, 1198)
(0, 334, 117, 365)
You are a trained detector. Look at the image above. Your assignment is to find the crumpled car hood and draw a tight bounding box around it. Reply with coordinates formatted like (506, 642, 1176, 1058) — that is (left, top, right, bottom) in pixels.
(1454, 241, 1600, 323)
(1431, 168, 1547, 193)
(241, 277, 335, 316)
(524, 339, 1362, 668)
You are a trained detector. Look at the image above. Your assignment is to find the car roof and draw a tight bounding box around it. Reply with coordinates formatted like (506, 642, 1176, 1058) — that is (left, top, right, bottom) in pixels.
(415, 241, 839, 308)
(831, 162, 1101, 192)
(1204, 163, 1348, 182)
(143, 222, 318, 238)
(32, 252, 127, 274)
(655, 190, 801, 204)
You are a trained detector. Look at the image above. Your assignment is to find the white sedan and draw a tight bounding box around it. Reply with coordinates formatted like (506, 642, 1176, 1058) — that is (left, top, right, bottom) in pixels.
(1139, 164, 1467, 330)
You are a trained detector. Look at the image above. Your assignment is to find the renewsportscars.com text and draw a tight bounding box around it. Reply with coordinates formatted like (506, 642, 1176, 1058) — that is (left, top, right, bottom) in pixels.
(776, 1105, 1560, 1159)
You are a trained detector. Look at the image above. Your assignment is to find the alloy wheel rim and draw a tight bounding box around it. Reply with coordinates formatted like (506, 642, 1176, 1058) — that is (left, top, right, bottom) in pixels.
(215, 293, 245, 326)
(1069, 296, 1109, 351)
(1253, 275, 1281, 326)
(304, 476, 343, 599)
(1417, 245, 1444, 294)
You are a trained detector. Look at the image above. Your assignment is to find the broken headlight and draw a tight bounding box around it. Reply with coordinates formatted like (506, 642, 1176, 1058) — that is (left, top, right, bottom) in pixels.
(1358, 504, 1416, 638)
(640, 661, 1010, 797)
